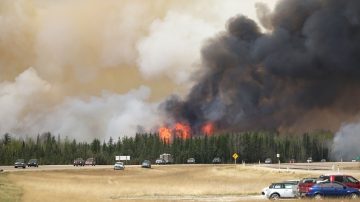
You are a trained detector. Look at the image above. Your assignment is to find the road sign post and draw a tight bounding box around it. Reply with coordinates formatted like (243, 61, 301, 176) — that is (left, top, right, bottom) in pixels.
(277, 153, 280, 170)
(232, 153, 239, 165)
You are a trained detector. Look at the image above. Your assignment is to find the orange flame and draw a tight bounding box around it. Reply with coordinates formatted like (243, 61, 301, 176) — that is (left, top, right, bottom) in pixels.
(158, 127, 172, 143)
(174, 123, 191, 139)
(202, 122, 214, 136)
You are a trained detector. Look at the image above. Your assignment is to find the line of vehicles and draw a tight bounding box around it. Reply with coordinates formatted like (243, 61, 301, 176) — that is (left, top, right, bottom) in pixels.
(14, 159, 38, 168)
(262, 174, 360, 200)
(13, 154, 221, 170)
(112, 154, 223, 171)
(264, 157, 325, 164)
(73, 158, 96, 166)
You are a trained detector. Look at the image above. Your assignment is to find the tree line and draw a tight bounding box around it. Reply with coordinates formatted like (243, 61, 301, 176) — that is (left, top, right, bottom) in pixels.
(0, 131, 333, 165)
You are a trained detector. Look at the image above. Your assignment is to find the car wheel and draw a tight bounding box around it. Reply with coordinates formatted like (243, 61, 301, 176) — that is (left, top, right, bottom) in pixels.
(14, 166, 17, 168)
(350, 193, 358, 199)
(314, 194, 322, 200)
(270, 193, 280, 200)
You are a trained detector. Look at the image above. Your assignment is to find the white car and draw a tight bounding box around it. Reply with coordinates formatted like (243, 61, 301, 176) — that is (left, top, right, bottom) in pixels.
(155, 159, 166, 164)
(114, 162, 125, 170)
(262, 182, 298, 200)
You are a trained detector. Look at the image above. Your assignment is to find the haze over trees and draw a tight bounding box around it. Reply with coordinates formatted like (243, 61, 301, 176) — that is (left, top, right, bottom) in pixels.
(0, 131, 331, 165)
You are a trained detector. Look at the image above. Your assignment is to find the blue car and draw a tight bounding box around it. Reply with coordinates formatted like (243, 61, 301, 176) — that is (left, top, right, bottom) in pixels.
(306, 181, 359, 200)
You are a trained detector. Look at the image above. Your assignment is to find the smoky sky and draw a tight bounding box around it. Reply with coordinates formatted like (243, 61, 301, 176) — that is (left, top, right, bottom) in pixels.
(162, 0, 360, 133)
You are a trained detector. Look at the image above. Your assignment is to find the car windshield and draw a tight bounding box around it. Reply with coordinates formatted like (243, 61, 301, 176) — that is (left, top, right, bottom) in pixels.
(346, 176, 359, 183)
(29, 159, 37, 162)
(86, 158, 93, 161)
(16, 159, 24, 162)
(143, 160, 150, 164)
(115, 162, 123, 165)
(302, 179, 316, 183)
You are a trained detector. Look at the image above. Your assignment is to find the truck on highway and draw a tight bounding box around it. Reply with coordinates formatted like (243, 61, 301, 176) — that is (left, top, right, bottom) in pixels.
(159, 153, 173, 164)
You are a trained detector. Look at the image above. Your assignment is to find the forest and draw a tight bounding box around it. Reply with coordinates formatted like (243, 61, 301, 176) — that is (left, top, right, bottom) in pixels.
(0, 131, 333, 165)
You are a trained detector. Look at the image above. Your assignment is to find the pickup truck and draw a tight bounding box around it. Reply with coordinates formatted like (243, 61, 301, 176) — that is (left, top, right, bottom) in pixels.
(298, 178, 317, 197)
(319, 174, 360, 189)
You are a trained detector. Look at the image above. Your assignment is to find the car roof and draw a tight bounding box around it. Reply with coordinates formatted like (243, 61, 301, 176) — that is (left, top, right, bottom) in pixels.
(272, 182, 294, 185)
(321, 173, 345, 176)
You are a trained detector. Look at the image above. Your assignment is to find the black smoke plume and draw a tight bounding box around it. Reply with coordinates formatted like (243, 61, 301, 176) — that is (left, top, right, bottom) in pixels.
(161, 0, 360, 134)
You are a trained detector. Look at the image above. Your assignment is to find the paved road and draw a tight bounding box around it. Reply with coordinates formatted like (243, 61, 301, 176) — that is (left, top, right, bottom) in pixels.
(0, 165, 115, 172)
(1, 162, 359, 173)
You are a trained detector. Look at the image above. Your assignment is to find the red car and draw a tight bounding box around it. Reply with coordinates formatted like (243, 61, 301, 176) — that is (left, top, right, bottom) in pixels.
(319, 174, 360, 189)
(298, 178, 317, 197)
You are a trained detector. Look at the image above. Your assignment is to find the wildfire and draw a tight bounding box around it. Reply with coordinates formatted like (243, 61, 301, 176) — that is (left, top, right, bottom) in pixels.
(159, 122, 214, 140)
(174, 123, 191, 139)
(158, 127, 172, 143)
(202, 122, 214, 136)
(158, 122, 192, 142)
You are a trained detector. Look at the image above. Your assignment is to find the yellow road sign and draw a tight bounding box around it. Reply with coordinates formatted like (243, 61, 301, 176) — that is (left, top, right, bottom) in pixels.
(232, 153, 239, 160)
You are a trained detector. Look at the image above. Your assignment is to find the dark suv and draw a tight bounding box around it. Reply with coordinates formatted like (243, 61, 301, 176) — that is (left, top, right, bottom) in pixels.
(27, 159, 39, 167)
(14, 159, 26, 168)
(73, 158, 85, 166)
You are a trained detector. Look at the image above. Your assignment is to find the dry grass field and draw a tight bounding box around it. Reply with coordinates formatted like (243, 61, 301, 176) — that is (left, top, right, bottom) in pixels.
(0, 173, 22, 202)
(3, 164, 360, 201)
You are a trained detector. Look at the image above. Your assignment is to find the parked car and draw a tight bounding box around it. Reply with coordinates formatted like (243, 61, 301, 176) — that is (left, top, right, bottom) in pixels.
(212, 157, 222, 164)
(319, 174, 360, 189)
(114, 162, 125, 170)
(307, 157, 313, 163)
(187, 158, 195, 164)
(262, 182, 298, 200)
(27, 159, 39, 167)
(306, 181, 360, 199)
(289, 159, 296, 163)
(320, 159, 326, 162)
(73, 158, 85, 166)
(141, 160, 151, 168)
(155, 158, 166, 165)
(265, 158, 272, 164)
(85, 158, 96, 166)
(14, 159, 26, 169)
(297, 178, 317, 197)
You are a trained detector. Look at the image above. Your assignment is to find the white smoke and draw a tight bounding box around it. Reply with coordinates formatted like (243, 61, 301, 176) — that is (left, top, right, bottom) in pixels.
(137, 11, 216, 85)
(332, 122, 360, 161)
(0, 68, 51, 134)
(0, 68, 160, 141)
(42, 86, 160, 141)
